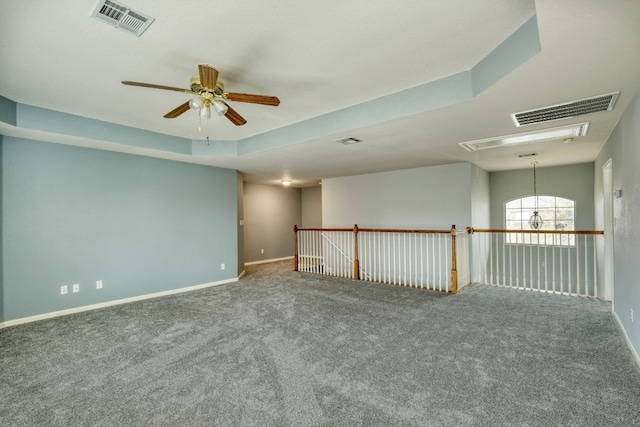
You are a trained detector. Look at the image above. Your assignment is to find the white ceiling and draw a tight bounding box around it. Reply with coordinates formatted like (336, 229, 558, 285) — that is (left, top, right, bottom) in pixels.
(1, 0, 639, 186)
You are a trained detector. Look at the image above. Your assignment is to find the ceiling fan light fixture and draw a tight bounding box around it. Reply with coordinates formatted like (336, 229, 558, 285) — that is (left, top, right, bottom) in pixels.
(200, 105, 211, 119)
(212, 99, 228, 116)
(189, 97, 204, 111)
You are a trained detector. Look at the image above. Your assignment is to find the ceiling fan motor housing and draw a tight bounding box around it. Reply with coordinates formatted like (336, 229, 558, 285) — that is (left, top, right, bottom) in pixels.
(190, 76, 224, 97)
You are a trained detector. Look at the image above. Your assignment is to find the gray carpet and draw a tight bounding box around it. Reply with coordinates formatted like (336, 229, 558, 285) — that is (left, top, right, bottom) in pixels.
(1, 260, 639, 426)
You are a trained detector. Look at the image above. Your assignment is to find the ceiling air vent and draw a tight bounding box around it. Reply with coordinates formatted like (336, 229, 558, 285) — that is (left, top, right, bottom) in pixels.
(335, 137, 361, 145)
(511, 92, 619, 127)
(459, 122, 589, 152)
(91, 0, 155, 37)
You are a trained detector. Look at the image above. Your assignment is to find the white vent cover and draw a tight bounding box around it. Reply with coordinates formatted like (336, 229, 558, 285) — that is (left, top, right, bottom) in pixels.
(91, 0, 155, 37)
(459, 122, 589, 152)
(335, 137, 361, 145)
(511, 92, 619, 127)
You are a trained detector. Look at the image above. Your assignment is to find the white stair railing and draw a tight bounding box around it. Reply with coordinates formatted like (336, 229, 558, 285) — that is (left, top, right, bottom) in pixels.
(468, 229, 603, 297)
(295, 227, 356, 279)
(294, 225, 468, 293)
(358, 230, 452, 292)
(320, 230, 356, 279)
(294, 226, 602, 298)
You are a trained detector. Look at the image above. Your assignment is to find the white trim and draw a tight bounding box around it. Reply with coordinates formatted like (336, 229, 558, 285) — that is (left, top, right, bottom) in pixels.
(602, 158, 614, 303)
(0, 276, 239, 329)
(613, 309, 640, 370)
(245, 256, 293, 266)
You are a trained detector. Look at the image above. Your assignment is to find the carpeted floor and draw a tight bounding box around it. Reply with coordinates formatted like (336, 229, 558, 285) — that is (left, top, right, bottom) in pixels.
(1, 260, 639, 426)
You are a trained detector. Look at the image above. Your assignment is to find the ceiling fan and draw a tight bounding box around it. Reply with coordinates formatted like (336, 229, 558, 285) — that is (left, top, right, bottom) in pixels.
(122, 64, 280, 126)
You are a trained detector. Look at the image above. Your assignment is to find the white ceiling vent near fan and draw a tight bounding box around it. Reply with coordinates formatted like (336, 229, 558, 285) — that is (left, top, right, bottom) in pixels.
(511, 92, 619, 127)
(91, 0, 155, 37)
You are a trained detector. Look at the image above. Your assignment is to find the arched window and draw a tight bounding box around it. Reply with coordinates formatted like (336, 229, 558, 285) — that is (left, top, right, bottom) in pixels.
(505, 195, 575, 245)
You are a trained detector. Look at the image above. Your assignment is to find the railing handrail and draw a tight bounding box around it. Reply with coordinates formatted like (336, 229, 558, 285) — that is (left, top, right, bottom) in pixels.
(469, 228, 603, 235)
(360, 228, 451, 234)
(295, 227, 354, 232)
(297, 227, 452, 234)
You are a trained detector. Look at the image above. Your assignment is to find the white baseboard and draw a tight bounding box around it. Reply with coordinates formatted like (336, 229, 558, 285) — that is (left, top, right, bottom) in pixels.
(613, 309, 640, 370)
(245, 256, 293, 266)
(0, 276, 239, 329)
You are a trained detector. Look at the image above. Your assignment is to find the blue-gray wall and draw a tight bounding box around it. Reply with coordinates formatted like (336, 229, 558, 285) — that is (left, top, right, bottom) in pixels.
(1, 137, 238, 322)
(236, 173, 245, 275)
(301, 186, 322, 228)
(243, 183, 301, 263)
(595, 86, 640, 359)
(0, 135, 3, 322)
(489, 163, 595, 230)
(471, 166, 490, 229)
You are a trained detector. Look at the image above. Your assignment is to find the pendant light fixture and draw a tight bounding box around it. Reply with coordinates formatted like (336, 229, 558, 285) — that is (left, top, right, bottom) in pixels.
(529, 161, 543, 230)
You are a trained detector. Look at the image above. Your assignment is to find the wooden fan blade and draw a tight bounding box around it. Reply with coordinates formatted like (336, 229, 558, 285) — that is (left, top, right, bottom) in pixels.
(226, 92, 280, 106)
(163, 101, 191, 118)
(198, 64, 219, 90)
(122, 81, 192, 94)
(223, 103, 247, 126)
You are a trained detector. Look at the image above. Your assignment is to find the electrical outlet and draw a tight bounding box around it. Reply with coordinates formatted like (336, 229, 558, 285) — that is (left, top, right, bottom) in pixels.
(221, 263, 225, 270)
(72, 283, 80, 293)
(261, 249, 264, 254)
(631, 309, 634, 323)
(60, 285, 68, 295)
(96, 280, 103, 289)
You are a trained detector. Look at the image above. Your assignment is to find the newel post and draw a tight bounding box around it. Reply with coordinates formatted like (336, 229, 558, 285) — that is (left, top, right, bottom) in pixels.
(293, 225, 299, 272)
(450, 224, 458, 294)
(353, 224, 360, 280)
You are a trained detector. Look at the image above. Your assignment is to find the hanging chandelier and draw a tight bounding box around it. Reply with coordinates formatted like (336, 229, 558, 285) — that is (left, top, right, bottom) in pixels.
(529, 161, 543, 230)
